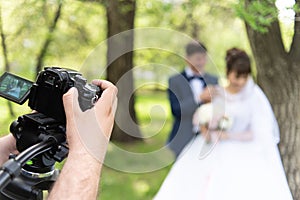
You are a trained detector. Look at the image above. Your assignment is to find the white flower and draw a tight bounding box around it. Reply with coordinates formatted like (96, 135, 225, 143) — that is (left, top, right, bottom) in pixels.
(193, 103, 213, 126)
(193, 103, 233, 131)
(218, 116, 233, 131)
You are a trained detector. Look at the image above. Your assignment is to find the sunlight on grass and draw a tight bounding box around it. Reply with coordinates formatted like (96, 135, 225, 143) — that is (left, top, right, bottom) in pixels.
(133, 180, 150, 197)
(135, 90, 172, 140)
(104, 142, 175, 173)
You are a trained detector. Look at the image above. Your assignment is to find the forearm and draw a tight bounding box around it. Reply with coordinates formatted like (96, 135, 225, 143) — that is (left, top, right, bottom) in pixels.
(224, 131, 253, 141)
(0, 134, 17, 166)
(48, 151, 102, 200)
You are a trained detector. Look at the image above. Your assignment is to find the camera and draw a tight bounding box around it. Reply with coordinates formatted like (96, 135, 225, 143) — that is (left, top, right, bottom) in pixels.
(0, 67, 102, 200)
(0, 67, 102, 122)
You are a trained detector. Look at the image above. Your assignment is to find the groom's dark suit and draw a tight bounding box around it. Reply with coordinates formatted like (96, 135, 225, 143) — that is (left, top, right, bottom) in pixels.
(167, 70, 218, 157)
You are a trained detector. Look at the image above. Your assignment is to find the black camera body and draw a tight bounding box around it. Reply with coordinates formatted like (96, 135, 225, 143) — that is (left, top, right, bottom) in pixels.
(28, 67, 102, 123)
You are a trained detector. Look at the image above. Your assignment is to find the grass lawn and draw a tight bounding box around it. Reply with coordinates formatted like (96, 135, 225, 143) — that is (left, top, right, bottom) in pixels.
(0, 90, 174, 199)
(99, 90, 174, 199)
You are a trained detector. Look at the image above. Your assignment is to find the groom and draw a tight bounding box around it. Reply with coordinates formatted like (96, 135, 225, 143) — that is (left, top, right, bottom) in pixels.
(167, 41, 218, 157)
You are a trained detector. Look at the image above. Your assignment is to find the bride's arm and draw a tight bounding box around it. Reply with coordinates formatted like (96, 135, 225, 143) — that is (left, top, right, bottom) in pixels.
(218, 131, 253, 141)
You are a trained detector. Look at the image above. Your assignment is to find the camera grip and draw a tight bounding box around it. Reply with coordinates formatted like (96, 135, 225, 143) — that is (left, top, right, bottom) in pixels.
(74, 81, 101, 112)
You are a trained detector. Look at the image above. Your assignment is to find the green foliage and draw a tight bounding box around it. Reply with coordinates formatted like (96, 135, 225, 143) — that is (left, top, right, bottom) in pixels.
(235, 0, 278, 33)
(0, 99, 31, 135)
(293, 3, 300, 15)
(0, 0, 252, 83)
(279, 21, 294, 51)
(0, 0, 106, 77)
(135, 0, 250, 77)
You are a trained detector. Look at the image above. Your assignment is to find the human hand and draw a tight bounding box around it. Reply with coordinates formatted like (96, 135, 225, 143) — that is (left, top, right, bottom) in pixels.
(219, 132, 229, 140)
(210, 131, 229, 142)
(201, 129, 226, 144)
(62, 80, 118, 163)
(0, 134, 18, 166)
(199, 85, 218, 103)
(199, 124, 212, 143)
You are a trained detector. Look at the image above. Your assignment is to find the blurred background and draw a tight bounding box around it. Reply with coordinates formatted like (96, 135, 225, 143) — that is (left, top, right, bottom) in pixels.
(0, 0, 297, 199)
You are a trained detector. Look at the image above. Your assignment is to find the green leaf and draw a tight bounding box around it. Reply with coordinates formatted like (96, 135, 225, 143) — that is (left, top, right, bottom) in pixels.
(234, 0, 278, 33)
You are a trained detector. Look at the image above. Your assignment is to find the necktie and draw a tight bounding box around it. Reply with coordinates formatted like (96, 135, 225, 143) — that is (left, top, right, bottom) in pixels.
(188, 75, 207, 88)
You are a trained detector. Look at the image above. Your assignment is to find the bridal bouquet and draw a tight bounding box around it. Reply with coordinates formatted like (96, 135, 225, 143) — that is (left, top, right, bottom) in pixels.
(217, 116, 233, 131)
(193, 103, 233, 143)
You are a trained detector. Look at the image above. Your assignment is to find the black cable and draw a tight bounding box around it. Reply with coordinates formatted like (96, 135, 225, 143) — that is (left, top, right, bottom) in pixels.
(0, 140, 56, 191)
(0, 170, 10, 191)
(15, 140, 55, 165)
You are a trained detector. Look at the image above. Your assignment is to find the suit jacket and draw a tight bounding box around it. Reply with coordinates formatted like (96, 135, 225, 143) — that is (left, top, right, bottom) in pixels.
(167, 70, 218, 157)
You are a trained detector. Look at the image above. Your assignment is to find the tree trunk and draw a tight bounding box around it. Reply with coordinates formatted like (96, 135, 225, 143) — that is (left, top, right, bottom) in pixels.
(0, 5, 14, 117)
(35, 1, 63, 76)
(245, 8, 300, 199)
(105, 0, 142, 142)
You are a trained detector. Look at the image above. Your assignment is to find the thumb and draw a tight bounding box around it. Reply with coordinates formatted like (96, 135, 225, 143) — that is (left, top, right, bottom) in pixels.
(63, 87, 80, 120)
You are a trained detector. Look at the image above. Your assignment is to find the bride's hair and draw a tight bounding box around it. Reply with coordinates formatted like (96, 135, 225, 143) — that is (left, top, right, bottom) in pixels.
(226, 48, 251, 76)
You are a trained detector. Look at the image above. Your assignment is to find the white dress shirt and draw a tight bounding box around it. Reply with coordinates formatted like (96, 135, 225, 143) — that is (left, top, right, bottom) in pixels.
(185, 67, 205, 104)
(185, 67, 206, 133)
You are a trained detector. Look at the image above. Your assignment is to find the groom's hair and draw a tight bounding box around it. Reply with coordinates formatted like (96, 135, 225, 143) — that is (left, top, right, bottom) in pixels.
(226, 48, 251, 76)
(185, 41, 207, 56)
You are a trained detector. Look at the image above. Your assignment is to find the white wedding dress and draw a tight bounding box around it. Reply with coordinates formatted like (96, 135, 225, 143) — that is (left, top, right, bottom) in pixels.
(154, 79, 293, 200)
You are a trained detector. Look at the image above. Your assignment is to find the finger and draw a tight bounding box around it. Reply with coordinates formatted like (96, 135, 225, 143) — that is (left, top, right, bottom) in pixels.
(63, 87, 81, 119)
(92, 79, 116, 91)
(95, 89, 118, 113)
(112, 97, 118, 117)
(101, 84, 118, 102)
(92, 79, 118, 100)
(92, 80, 118, 111)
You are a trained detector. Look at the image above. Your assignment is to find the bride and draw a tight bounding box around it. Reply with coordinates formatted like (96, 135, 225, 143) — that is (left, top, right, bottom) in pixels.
(154, 48, 293, 200)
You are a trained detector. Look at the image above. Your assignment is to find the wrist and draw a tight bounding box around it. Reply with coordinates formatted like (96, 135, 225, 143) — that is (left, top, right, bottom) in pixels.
(8, 134, 17, 152)
(67, 150, 103, 175)
(2, 134, 16, 154)
(66, 122, 110, 164)
(68, 148, 101, 163)
(221, 132, 230, 140)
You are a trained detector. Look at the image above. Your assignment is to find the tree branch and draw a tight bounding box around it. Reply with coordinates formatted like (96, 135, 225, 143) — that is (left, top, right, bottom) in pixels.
(35, 1, 63, 76)
(0, 10, 9, 72)
(0, 5, 14, 116)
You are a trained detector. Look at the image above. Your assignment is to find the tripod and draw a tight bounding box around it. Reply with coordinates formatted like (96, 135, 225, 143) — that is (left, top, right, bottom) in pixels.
(0, 113, 68, 200)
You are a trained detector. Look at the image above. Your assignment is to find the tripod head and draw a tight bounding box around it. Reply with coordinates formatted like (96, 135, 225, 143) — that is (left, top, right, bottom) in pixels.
(0, 112, 68, 200)
(11, 113, 68, 172)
